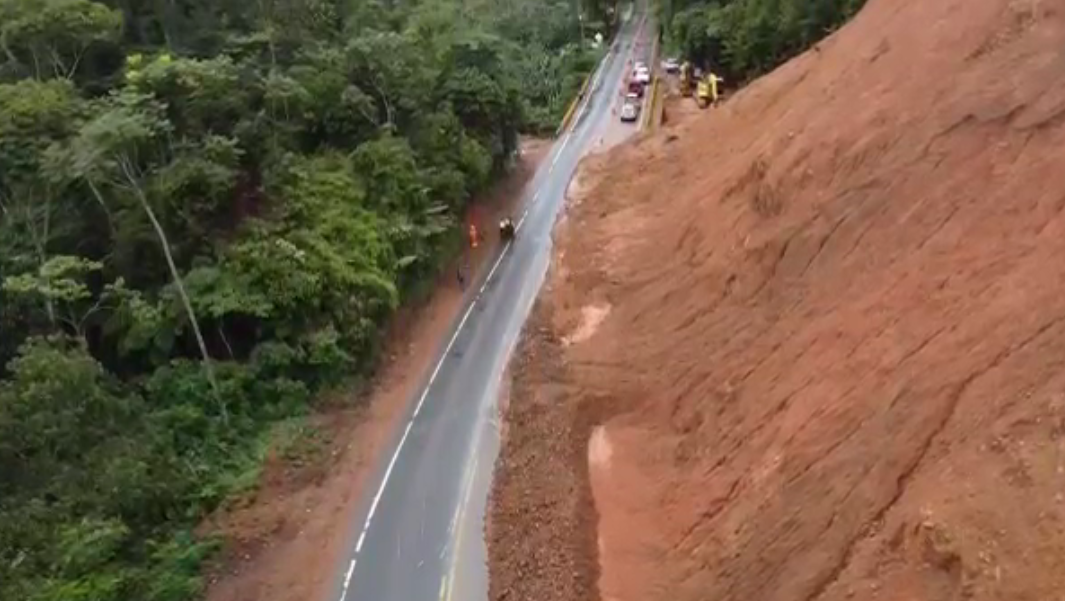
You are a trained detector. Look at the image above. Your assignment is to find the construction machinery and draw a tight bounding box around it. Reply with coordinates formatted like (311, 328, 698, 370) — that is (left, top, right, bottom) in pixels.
(696, 77, 711, 107)
(679, 62, 694, 97)
(679, 61, 724, 108)
(499, 217, 516, 241)
(696, 73, 724, 109)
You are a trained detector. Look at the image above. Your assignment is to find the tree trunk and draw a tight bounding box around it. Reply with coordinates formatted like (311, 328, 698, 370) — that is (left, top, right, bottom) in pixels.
(4, 189, 57, 327)
(119, 162, 228, 424)
(86, 180, 118, 236)
(32, 193, 57, 328)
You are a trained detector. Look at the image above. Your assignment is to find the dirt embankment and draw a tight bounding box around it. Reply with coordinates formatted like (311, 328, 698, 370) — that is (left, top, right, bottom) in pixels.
(199, 139, 550, 601)
(489, 1, 1065, 601)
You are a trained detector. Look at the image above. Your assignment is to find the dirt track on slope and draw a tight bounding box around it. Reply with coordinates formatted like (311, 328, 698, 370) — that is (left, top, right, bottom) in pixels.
(488, 1, 1065, 600)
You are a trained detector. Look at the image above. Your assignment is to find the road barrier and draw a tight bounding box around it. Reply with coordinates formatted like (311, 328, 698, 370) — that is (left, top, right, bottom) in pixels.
(641, 74, 661, 130)
(641, 26, 663, 131)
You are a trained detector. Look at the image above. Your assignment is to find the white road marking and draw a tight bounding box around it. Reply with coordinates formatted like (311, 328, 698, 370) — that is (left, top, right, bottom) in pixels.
(516, 209, 530, 233)
(353, 233, 519, 569)
(460, 457, 479, 509)
(414, 298, 475, 418)
(447, 445, 482, 538)
(442, 454, 480, 601)
(344, 560, 356, 587)
(572, 73, 602, 126)
(434, 303, 475, 384)
(479, 243, 511, 294)
(339, 558, 357, 601)
(553, 134, 571, 167)
(412, 387, 430, 417)
(362, 420, 413, 532)
(421, 497, 426, 537)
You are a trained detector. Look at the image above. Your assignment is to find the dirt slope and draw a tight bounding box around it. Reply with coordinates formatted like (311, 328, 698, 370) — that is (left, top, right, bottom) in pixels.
(488, 1, 1065, 601)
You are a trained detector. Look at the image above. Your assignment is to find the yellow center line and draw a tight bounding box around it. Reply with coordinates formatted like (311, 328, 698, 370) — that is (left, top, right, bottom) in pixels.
(442, 453, 479, 601)
(439, 574, 450, 601)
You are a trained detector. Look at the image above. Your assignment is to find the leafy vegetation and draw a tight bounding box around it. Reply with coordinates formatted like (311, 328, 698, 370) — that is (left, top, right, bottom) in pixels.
(0, 0, 619, 597)
(658, 0, 867, 81)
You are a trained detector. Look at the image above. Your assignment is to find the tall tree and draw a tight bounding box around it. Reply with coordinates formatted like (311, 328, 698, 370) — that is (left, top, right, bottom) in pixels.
(0, 0, 121, 79)
(49, 91, 226, 420)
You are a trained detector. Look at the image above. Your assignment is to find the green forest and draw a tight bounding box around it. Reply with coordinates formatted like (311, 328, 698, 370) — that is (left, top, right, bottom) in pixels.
(658, 0, 867, 80)
(0, 0, 615, 597)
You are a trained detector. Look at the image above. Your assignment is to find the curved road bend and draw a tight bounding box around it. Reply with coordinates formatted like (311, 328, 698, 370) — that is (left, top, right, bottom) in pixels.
(331, 9, 654, 601)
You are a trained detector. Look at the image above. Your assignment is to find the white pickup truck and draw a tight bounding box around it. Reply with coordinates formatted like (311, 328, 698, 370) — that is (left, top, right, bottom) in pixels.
(620, 93, 641, 123)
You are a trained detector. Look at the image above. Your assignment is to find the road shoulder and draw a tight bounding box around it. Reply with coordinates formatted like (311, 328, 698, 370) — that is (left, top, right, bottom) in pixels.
(487, 297, 602, 601)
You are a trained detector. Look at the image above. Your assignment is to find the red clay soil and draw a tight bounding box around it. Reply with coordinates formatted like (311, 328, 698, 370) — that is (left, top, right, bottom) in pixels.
(488, 2, 1065, 601)
(198, 138, 550, 601)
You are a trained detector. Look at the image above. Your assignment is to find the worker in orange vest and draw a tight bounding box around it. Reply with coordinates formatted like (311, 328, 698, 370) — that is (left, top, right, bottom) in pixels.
(468, 223, 479, 249)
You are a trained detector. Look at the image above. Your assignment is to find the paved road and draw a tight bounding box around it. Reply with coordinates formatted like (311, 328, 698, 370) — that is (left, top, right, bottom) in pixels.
(331, 9, 653, 601)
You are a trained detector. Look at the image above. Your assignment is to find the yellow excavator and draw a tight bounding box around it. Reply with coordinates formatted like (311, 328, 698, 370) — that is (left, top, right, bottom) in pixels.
(679, 62, 694, 97)
(680, 61, 724, 108)
(696, 72, 725, 108)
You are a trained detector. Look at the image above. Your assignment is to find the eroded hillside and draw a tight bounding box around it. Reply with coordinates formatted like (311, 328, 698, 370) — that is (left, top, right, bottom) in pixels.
(489, 0, 1065, 600)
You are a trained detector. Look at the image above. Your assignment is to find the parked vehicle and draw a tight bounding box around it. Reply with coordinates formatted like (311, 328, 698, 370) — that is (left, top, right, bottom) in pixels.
(620, 93, 641, 122)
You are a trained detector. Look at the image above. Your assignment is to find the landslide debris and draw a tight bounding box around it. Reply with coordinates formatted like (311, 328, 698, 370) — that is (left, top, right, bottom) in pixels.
(488, 0, 1065, 600)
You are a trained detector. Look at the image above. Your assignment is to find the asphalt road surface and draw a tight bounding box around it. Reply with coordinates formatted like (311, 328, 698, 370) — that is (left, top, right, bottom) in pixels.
(332, 8, 654, 601)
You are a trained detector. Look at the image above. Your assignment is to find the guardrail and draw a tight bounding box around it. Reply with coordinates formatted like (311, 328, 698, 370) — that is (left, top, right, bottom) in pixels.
(640, 76, 654, 129)
(641, 23, 663, 131)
